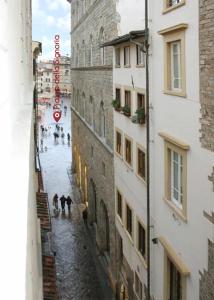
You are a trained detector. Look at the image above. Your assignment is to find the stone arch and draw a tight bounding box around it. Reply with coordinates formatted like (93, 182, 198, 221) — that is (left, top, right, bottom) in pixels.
(88, 179, 97, 223)
(99, 200, 110, 253)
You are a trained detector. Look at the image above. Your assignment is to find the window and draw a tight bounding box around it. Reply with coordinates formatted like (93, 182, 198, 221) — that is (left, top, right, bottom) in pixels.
(115, 130, 122, 155)
(115, 88, 121, 107)
(170, 41, 181, 90)
(125, 137, 132, 166)
(117, 190, 123, 220)
(159, 132, 189, 220)
(169, 259, 182, 300)
(163, 0, 185, 12)
(115, 48, 120, 66)
(135, 272, 143, 300)
(160, 236, 189, 300)
(137, 147, 146, 180)
(137, 93, 145, 109)
(125, 90, 131, 108)
(126, 204, 132, 237)
(102, 162, 105, 176)
(100, 102, 106, 138)
(99, 28, 105, 65)
(91, 145, 94, 157)
(158, 24, 187, 97)
(124, 46, 130, 66)
(65, 70, 69, 76)
(138, 221, 146, 260)
(136, 45, 144, 66)
(89, 35, 93, 66)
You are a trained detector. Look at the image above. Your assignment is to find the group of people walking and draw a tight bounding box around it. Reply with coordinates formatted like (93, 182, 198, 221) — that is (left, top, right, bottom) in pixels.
(53, 124, 70, 144)
(53, 193, 73, 213)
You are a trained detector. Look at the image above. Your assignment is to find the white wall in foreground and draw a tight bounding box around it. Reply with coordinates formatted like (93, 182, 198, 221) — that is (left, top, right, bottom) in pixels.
(0, 0, 43, 299)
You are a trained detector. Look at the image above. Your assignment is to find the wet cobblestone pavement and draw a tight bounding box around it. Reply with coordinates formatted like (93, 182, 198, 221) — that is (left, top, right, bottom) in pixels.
(39, 98, 114, 300)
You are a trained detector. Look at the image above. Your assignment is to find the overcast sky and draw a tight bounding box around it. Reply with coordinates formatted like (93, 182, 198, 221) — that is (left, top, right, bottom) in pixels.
(32, 0, 71, 60)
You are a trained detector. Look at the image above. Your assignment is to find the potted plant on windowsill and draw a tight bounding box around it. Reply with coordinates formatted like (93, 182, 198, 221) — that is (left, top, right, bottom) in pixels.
(112, 99, 121, 111)
(122, 105, 131, 117)
(131, 107, 145, 124)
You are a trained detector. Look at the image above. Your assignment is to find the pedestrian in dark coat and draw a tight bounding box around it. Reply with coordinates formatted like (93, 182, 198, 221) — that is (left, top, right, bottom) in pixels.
(60, 195, 66, 211)
(82, 207, 88, 225)
(66, 196, 73, 212)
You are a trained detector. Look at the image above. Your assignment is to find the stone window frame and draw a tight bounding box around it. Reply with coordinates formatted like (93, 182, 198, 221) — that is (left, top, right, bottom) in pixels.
(158, 24, 188, 98)
(159, 236, 190, 300)
(99, 27, 105, 66)
(135, 216, 147, 269)
(159, 132, 189, 222)
(116, 187, 123, 223)
(163, 0, 186, 14)
(136, 143, 147, 184)
(115, 127, 123, 158)
(125, 201, 134, 241)
(134, 271, 144, 300)
(124, 134, 133, 169)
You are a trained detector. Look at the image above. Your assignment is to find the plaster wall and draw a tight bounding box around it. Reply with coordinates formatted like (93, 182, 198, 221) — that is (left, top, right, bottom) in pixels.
(151, 1, 214, 299)
(0, 1, 43, 299)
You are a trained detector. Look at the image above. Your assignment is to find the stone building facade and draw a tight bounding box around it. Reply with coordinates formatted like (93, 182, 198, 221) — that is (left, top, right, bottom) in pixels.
(199, 1, 214, 299)
(69, 0, 118, 292)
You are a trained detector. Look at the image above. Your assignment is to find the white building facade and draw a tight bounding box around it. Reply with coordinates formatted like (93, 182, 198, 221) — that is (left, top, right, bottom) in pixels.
(151, 1, 214, 300)
(107, 0, 214, 299)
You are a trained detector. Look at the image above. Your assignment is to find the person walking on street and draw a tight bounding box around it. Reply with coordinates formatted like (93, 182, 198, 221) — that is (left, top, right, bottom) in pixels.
(60, 195, 66, 212)
(66, 195, 73, 212)
(40, 138, 44, 152)
(67, 133, 70, 142)
(82, 206, 88, 225)
(53, 193, 59, 209)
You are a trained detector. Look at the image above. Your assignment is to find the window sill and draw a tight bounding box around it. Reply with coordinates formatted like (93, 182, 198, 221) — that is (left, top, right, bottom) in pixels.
(136, 249, 147, 270)
(163, 89, 187, 98)
(163, 1, 185, 14)
(115, 151, 123, 160)
(124, 65, 131, 68)
(115, 65, 121, 68)
(116, 214, 124, 227)
(136, 173, 147, 186)
(125, 228, 134, 246)
(124, 160, 133, 171)
(136, 64, 145, 68)
(163, 197, 187, 223)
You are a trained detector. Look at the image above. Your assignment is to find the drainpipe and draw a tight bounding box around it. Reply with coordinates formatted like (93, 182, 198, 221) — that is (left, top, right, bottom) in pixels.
(145, 0, 151, 299)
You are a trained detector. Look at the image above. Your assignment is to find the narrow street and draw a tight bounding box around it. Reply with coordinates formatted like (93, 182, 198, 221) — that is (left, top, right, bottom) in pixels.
(39, 98, 114, 300)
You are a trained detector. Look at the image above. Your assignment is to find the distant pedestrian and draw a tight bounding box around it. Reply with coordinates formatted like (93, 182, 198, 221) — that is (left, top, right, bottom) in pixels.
(60, 126, 63, 132)
(53, 194, 59, 209)
(66, 196, 73, 212)
(82, 207, 88, 225)
(67, 133, 70, 141)
(40, 138, 44, 152)
(53, 132, 58, 141)
(60, 195, 66, 212)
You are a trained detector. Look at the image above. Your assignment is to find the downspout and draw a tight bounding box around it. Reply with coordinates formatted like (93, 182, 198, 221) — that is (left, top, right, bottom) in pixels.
(145, 0, 151, 299)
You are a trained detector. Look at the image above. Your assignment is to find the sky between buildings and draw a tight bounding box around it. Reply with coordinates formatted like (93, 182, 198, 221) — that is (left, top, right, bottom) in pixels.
(32, 0, 71, 60)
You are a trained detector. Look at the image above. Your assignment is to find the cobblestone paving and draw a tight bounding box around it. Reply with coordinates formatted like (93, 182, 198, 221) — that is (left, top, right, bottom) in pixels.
(39, 98, 114, 300)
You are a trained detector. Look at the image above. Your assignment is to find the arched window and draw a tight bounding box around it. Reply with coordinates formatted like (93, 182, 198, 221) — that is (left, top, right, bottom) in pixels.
(76, 44, 79, 67)
(89, 35, 93, 66)
(99, 27, 105, 65)
(82, 92, 86, 118)
(82, 40, 86, 67)
(100, 101, 106, 138)
(89, 96, 95, 128)
(77, 90, 80, 112)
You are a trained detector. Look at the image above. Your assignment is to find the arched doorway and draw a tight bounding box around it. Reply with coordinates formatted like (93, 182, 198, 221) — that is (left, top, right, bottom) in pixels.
(88, 179, 97, 223)
(100, 200, 110, 253)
